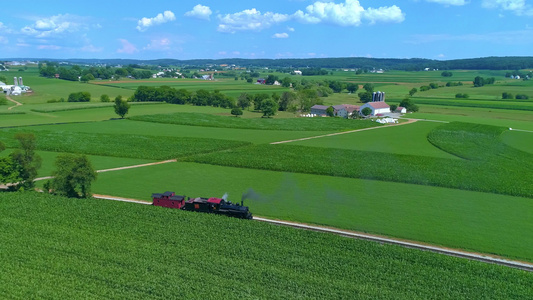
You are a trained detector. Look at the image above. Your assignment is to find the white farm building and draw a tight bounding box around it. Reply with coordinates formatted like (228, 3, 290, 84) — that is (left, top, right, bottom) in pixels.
(360, 102, 391, 116)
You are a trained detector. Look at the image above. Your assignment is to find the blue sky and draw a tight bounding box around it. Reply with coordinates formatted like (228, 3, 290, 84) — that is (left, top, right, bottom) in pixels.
(1, 0, 533, 60)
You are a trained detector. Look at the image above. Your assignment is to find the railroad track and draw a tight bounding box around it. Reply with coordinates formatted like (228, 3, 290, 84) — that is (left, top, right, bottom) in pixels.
(93, 194, 533, 272)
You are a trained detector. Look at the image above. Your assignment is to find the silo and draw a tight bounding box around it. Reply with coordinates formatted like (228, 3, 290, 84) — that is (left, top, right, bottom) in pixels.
(19, 77, 23, 86)
(14, 77, 18, 86)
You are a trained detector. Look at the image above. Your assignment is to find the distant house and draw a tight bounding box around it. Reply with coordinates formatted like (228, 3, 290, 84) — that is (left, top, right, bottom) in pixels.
(202, 74, 214, 80)
(332, 105, 348, 118)
(257, 78, 266, 84)
(273, 80, 281, 86)
(310, 105, 329, 116)
(395, 106, 407, 114)
(360, 102, 391, 116)
(293, 70, 302, 75)
(343, 105, 361, 117)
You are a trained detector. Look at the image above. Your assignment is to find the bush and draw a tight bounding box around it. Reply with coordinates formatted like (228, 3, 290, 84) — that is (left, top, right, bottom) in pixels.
(441, 71, 453, 77)
(455, 93, 469, 99)
(502, 92, 514, 99)
(515, 94, 529, 100)
(68, 92, 91, 102)
(231, 107, 243, 117)
(100, 94, 110, 102)
(420, 86, 430, 92)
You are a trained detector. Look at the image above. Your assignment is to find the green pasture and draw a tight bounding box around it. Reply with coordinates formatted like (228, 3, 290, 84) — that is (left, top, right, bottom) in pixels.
(502, 130, 533, 154)
(289, 121, 457, 158)
(11, 120, 335, 144)
(130, 112, 380, 131)
(409, 105, 533, 131)
(0, 103, 229, 128)
(92, 162, 533, 261)
(0, 128, 251, 160)
(2, 193, 531, 299)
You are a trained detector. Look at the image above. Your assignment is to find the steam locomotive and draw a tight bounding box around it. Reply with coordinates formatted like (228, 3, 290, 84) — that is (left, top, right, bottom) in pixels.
(151, 191, 253, 219)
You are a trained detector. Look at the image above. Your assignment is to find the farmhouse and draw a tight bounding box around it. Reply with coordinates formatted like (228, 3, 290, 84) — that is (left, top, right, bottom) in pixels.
(395, 106, 407, 114)
(310, 105, 329, 116)
(293, 70, 302, 75)
(360, 102, 391, 116)
(310, 104, 361, 118)
(256, 78, 266, 84)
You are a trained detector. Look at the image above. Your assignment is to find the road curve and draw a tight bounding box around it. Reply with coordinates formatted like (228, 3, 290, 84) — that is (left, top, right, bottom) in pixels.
(92, 194, 533, 272)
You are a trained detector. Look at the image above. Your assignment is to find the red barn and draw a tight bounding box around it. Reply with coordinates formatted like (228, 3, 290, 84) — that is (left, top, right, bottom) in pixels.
(152, 191, 186, 209)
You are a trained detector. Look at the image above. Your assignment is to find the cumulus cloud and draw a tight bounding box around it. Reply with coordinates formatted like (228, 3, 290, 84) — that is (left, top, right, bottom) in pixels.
(117, 39, 139, 54)
(272, 32, 289, 38)
(37, 45, 61, 50)
(217, 8, 290, 33)
(287, 26, 295, 32)
(185, 4, 212, 20)
(426, 0, 467, 6)
(293, 0, 405, 26)
(136, 11, 176, 32)
(80, 44, 103, 52)
(0, 36, 8, 44)
(20, 14, 84, 38)
(482, 0, 533, 16)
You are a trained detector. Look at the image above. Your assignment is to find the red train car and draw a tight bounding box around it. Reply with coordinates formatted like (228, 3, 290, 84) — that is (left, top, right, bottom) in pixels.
(151, 191, 186, 209)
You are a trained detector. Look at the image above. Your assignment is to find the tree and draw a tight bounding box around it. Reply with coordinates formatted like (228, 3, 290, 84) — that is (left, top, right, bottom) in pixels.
(100, 94, 110, 102)
(473, 76, 485, 87)
(502, 92, 513, 99)
(265, 74, 279, 85)
(45, 154, 97, 198)
(260, 99, 279, 118)
(441, 71, 453, 77)
(358, 91, 373, 103)
(231, 107, 243, 117)
(281, 77, 292, 88)
(409, 88, 417, 96)
(326, 106, 335, 117)
(9, 133, 41, 190)
(279, 91, 297, 111)
(361, 107, 372, 116)
(390, 104, 398, 112)
(363, 83, 374, 93)
(114, 95, 130, 119)
(0, 74, 7, 84)
(68, 92, 91, 102)
(399, 98, 419, 113)
(346, 83, 358, 94)
(237, 93, 252, 110)
(80, 74, 95, 83)
(253, 93, 270, 111)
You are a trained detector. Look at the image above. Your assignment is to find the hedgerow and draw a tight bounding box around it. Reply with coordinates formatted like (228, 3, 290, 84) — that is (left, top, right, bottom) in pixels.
(30, 101, 164, 113)
(0, 129, 251, 160)
(130, 112, 381, 131)
(1, 192, 531, 299)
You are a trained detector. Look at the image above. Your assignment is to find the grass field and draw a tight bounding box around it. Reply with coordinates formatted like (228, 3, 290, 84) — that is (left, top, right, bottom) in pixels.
(130, 112, 380, 131)
(289, 121, 457, 158)
(3, 66, 533, 268)
(91, 161, 533, 261)
(1, 192, 531, 299)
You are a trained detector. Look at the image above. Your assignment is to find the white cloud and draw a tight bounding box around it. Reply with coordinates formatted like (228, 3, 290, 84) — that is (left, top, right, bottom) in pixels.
(482, 0, 533, 16)
(426, 0, 467, 6)
(287, 26, 295, 32)
(21, 14, 84, 38)
(273, 32, 289, 38)
(117, 39, 139, 54)
(293, 0, 405, 26)
(136, 11, 176, 32)
(185, 4, 212, 20)
(143, 38, 172, 51)
(0, 36, 8, 44)
(217, 8, 290, 33)
(37, 45, 61, 50)
(218, 51, 227, 55)
(232, 51, 241, 55)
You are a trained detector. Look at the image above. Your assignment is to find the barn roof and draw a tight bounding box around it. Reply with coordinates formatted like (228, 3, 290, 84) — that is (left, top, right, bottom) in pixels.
(367, 102, 390, 109)
(343, 105, 360, 112)
(310, 105, 329, 110)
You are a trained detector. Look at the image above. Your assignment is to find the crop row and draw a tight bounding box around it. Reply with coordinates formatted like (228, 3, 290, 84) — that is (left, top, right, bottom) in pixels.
(0, 129, 250, 160)
(183, 143, 533, 198)
(30, 101, 164, 113)
(130, 112, 381, 131)
(410, 99, 533, 111)
(1, 192, 531, 299)
(427, 122, 533, 162)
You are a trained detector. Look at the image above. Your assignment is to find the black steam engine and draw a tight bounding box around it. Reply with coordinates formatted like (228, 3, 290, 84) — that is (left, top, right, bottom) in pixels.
(151, 191, 253, 219)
